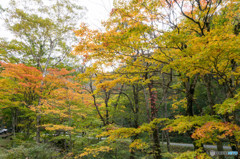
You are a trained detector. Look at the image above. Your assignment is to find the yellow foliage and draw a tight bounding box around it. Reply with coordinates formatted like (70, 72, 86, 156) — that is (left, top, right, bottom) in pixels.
(77, 146, 112, 158)
(172, 98, 187, 110)
(175, 151, 212, 159)
(164, 115, 217, 134)
(43, 124, 74, 131)
(192, 121, 240, 144)
(98, 118, 168, 141)
(129, 139, 149, 151)
(214, 91, 240, 115)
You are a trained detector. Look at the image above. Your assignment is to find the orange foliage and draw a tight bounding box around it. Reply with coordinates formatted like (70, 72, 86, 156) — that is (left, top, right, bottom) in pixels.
(192, 121, 240, 142)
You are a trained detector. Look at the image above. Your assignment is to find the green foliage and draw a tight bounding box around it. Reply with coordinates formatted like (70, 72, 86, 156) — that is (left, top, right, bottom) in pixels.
(174, 151, 212, 159)
(165, 115, 218, 134)
(0, 142, 60, 159)
(214, 91, 240, 115)
(0, 0, 84, 69)
(0, 0, 240, 158)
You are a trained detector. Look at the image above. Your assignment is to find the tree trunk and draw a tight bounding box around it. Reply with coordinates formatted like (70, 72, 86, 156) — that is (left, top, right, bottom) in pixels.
(93, 94, 106, 125)
(152, 129, 161, 159)
(36, 72, 46, 143)
(67, 88, 72, 152)
(186, 90, 194, 116)
(166, 131, 170, 152)
(204, 75, 225, 158)
(148, 80, 162, 159)
(26, 121, 32, 140)
(36, 114, 41, 143)
(143, 86, 150, 122)
(217, 141, 225, 159)
(89, 78, 106, 125)
(229, 134, 239, 159)
(130, 85, 140, 159)
(204, 74, 215, 115)
(164, 102, 171, 152)
(11, 109, 16, 137)
(184, 75, 198, 116)
(104, 90, 110, 125)
(185, 75, 206, 152)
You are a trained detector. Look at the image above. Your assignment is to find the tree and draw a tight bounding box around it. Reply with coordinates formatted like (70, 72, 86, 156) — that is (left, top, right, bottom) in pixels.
(1, 0, 84, 69)
(162, 0, 240, 157)
(73, 0, 240, 158)
(0, 0, 85, 143)
(1, 0, 239, 158)
(0, 62, 42, 137)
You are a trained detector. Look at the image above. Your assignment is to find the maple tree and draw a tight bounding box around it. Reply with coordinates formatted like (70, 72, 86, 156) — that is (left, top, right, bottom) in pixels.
(162, 0, 240, 157)
(72, 0, 240, 158)
(0, 0, 239, 158)
(0, 0, 86, 143)
(0, 62, 42, 137)
(1, 64, 100, 155)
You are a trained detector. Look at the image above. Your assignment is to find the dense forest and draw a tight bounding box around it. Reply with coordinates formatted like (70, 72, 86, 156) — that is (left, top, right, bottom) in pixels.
(0, 0, 239, 158)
